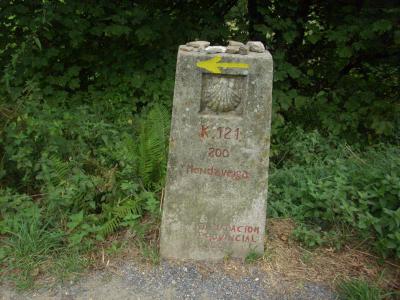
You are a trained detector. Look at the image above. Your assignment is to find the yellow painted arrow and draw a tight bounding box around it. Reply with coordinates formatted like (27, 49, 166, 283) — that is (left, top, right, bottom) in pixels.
(196, 55, 249, 74)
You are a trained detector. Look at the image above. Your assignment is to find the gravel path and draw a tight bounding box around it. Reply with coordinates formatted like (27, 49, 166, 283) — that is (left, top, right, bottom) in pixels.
(1, 260, 336, 300)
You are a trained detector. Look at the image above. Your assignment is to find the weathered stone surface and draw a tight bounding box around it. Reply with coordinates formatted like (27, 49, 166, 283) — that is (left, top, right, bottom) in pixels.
(180, 45, 195, 52)
(160, 46, 273, 260)
(205, 46, 226, 54)
(239, 45, 249, 55)
(187, 41, 210, 49)
(246, 41, 265, 53)
(228, 40, 244, 47)
(225, 45, 240, 54)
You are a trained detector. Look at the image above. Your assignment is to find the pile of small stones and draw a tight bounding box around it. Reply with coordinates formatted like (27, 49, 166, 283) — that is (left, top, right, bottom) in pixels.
(180, 40, 266, 55)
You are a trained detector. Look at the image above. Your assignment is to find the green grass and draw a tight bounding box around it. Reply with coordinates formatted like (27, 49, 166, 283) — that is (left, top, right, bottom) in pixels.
(1, 217, 63, 289)
(50, 252, 88, 283)
(136, 239, 160, 265)
(245, 248, 263, 263)
(337, 279, 387, 300)
(1, 215, 88, 289)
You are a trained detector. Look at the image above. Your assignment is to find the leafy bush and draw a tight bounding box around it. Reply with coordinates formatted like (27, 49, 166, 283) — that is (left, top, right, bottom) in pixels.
(268, 129, 400, 258)
(0, 102, 169, 287)
(1, 1, 398, 141)
(255, 2, 399, 140)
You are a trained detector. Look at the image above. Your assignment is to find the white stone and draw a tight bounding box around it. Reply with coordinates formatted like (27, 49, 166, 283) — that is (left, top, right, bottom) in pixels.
(226, 45, 240, 54)
(205, 46, 226, 54)
(246, 41, 265, 53)
(239, 45, 249, 55)
(180, 45, 195, 52)
(187, 41, 210, 48)
(228, 40, 244, 47)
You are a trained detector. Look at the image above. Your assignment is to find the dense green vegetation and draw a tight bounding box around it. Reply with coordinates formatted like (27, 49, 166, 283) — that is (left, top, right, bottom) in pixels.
(268, 128, 399, 257)
(1, 0, 399, 288)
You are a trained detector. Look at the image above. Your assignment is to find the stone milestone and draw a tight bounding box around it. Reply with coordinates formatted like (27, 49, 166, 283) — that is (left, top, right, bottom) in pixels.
(160, 40, 273, 260)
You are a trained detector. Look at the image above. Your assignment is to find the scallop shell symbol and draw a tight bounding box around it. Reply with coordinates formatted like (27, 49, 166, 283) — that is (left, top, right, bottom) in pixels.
(204, 77, 241, 113)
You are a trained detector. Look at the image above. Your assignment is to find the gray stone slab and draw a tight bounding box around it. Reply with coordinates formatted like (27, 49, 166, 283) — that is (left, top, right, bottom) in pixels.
(160, 45, 273, 260)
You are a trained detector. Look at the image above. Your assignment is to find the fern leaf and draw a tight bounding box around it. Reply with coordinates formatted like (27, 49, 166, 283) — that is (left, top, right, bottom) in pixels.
(136, 104, 170, 187)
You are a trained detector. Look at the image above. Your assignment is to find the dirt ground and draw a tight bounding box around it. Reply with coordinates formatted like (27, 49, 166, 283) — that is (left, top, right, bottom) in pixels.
(1, 260, 335, 300)
(1, 219, 398, 300)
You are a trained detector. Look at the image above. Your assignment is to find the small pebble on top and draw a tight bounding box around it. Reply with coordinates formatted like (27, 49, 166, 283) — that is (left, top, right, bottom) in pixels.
(228, 40, 245, 47)
(226, 45, 240, 54)
(246, 41, 266, 53)
(180, 41, 266, 55)
(205, 46, 226, 54)
(186, 41, 210, 49)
